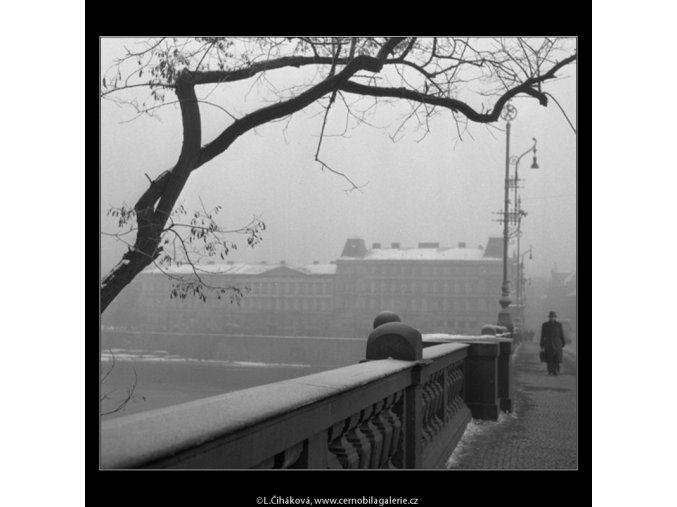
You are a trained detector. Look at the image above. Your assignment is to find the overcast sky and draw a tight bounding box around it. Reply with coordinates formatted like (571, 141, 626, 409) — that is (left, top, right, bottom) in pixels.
(100, 37, 576, 280)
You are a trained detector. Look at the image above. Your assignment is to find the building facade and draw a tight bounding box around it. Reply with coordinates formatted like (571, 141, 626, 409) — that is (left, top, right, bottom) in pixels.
(109, 237, 509, 337)
(134, 261, 336, 336)
(331, 238, 505, 337)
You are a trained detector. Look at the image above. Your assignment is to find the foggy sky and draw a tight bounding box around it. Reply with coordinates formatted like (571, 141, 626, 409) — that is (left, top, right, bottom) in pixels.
(100, 38, 577, 280)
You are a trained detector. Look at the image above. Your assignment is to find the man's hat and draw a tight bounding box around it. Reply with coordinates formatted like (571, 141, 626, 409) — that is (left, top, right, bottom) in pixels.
(548, 311, 557, 318)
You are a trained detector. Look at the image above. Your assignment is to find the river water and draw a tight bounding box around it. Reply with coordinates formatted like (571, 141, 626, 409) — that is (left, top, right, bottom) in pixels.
(100, 330, 365, 421)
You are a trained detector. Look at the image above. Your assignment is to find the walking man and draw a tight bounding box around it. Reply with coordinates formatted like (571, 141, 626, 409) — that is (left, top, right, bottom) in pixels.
(540, 311, 566, 375)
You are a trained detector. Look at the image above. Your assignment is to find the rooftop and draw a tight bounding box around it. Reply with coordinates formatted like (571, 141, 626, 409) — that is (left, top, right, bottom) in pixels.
(341, 246, 500, 262)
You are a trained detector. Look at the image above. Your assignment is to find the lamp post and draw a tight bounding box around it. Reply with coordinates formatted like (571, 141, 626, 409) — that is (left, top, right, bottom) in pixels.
(497, 103, 517, 334)
(512, 138, 539, 330)
(496, 103, 540, 336)
(516, 245, 533, 329)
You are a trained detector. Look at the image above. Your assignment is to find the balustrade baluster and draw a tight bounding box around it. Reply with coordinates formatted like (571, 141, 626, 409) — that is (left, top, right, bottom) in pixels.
(386, 392, 405, 468)
(358, 400, 386, 468)
(443, 366, 450, 424)
(446, 367, 455, 421)
(432, 371, 444, 435)
(274, 442, 304, 469)
(371, 398, 394, 467)
(328, 417, 360, 469)
(346, 408, 374, 468)
(421, 381, 433, 446)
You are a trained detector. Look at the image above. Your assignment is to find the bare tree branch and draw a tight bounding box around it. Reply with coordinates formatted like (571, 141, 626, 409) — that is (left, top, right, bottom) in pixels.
(118, 97, 237, 124)
(196, 38, 406, 168)
(191, 55, 351, 85)
(545, 91, 576, 134)
(100, 349, 117, 385)
(101, 82, 175, 98)
(339, 52, 576, 123)
(315, 157, 366, 193)
(123, 37, 167, 58)
(100, 366, 142, 417)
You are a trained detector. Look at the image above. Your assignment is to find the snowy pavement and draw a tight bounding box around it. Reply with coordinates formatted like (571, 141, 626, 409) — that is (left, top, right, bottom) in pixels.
(446, 341, 577, 469)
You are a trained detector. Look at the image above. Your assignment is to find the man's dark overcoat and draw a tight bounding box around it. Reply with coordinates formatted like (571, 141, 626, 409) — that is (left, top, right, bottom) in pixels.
(540, 320, 566, 364)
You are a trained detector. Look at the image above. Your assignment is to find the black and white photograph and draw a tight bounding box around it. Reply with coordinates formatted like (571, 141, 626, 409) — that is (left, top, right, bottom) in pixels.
(98, 36, 577, 476)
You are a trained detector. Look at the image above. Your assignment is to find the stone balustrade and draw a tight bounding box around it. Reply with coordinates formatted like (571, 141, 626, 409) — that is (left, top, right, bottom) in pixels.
(422, 334, 514, 420)
(101, 317, 512, 469)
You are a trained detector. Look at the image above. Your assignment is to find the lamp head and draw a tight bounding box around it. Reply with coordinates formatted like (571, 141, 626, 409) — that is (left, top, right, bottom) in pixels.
(530, 137, 539, 169)
(531, 155, 539, 169)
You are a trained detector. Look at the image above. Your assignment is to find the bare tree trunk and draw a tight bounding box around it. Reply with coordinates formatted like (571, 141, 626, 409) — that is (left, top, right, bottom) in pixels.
(101, 69, 202, 314)
(100, 250, 157, 314)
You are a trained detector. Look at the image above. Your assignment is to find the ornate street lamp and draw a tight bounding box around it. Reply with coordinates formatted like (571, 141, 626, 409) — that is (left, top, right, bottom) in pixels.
(497, 103, 517, 333)
(512, 138, 539, 330)
(516, 245, 533, 329)
(496, 103, 540, 336)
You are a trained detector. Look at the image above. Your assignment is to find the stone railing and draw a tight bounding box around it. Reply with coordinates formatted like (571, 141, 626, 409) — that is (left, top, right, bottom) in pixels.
(101, 317, 512, 469)
(422, 334, 513, 417)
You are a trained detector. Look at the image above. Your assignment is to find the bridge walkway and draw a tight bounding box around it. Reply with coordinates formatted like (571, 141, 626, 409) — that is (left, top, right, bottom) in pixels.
(447, 341, 577, 469)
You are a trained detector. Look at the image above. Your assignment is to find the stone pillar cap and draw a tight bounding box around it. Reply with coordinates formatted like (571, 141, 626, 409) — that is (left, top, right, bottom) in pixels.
(366, 322, 422, 361)
(373, 311, 401, 329)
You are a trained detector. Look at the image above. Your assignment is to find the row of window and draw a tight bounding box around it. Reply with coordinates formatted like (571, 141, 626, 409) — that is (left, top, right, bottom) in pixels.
(247, 281, 331, 296)
(336, 279, 489, 295)
(143, 291, 497, 315)
(144, 279, 494, 297)
(339, 262, 496, 277)
(234, 297, 332, 313)
(334, 296, 495, 314)
(146, 295, 333, 313)
(142, 277, 332, 296)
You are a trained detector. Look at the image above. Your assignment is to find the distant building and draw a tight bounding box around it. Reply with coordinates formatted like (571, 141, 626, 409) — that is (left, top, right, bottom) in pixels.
(332, 238, 504, 337)
(114, 237, 509, 337)
(135, 261, 336, 336)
